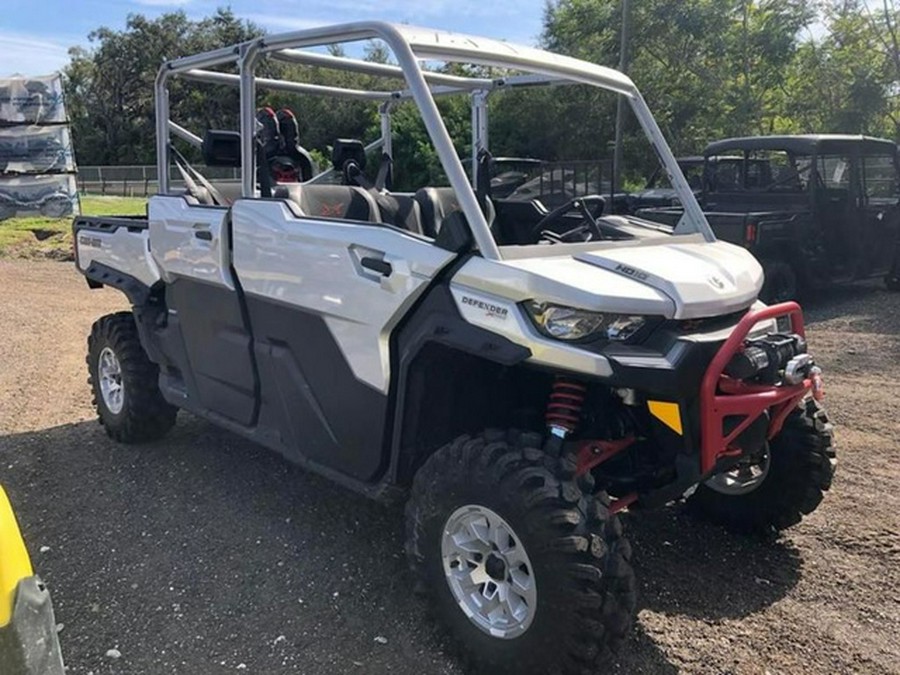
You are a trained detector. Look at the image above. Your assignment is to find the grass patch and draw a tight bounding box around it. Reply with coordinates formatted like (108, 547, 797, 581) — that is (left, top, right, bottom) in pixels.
(0, 195, 147, 260)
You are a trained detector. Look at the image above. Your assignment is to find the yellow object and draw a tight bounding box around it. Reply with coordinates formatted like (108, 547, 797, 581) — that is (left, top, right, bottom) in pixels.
(0, 486, 33, 627)
(648, 400, 683, 436)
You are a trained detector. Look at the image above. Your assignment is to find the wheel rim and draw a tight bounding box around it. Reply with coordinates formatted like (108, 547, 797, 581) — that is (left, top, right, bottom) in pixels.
(441, 504, 537, 639)
(98, 346, 124, 414)
(705, 448, 771, 496)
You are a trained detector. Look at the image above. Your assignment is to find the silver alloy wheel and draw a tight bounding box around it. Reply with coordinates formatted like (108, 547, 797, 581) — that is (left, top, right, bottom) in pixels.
(441, 504, 537, 639)
(98, 346, 125, 414)
(705, 448, 771, 496)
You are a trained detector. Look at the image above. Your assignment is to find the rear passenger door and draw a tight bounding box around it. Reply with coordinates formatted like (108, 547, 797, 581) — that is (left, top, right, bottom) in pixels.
(148, 196, 258, 426)
(230, 197, 455, 481)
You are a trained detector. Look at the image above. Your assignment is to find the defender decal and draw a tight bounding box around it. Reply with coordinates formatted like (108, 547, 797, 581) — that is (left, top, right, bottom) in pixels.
(460, 295, 509, 320)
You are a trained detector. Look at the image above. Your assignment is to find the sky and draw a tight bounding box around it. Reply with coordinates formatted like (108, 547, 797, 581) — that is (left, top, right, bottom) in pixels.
(0, 0, 548, 77)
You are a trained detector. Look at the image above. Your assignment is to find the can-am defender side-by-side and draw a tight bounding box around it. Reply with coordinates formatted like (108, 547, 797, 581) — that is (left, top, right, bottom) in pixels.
(72, 23, 836, 674)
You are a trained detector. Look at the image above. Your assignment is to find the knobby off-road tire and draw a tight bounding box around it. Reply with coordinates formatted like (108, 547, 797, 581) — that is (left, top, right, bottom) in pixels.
(688, 398, 836, 534)
(760, 258, 799, 304)
(87, 312, 177, 443)
(405, 430, 637, 675)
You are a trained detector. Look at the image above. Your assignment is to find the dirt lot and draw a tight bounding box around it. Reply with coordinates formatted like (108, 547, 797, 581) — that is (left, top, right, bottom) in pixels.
(1, 260, 899, 674)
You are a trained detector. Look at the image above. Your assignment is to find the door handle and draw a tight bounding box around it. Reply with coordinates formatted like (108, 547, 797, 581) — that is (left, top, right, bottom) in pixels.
(360, 256, 392, 276)
(194, 229, 212, 241)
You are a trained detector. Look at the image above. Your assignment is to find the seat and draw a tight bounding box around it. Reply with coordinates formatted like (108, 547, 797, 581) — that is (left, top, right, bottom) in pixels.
(414, 187, 495, 239)
(257, 107, 316, 185)
(373, 193, 424, 235)
(330, 140, 423, 234)
(273, 184, 382, 223)
(414, 187, 461, 238)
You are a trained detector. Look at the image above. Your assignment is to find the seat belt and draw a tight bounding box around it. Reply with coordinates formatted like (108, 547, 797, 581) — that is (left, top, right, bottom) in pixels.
(168, 143, 226, 206)
(346, 160, 402, 225)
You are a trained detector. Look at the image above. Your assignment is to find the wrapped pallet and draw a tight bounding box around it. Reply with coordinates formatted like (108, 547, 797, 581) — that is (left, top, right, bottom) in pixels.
(0, 73, 79, 221)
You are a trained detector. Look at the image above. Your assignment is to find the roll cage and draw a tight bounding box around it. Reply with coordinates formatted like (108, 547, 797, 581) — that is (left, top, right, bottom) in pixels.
(154, 21, 716, 259)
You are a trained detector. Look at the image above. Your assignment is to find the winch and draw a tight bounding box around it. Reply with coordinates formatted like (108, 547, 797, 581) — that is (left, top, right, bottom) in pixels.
(723, 332, 813, 385)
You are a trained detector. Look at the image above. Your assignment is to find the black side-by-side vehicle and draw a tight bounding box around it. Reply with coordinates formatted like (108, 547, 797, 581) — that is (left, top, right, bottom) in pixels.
(640, 135, 900, 302)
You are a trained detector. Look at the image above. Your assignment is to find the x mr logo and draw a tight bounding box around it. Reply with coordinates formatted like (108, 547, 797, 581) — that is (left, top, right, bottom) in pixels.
(320, 203, 344, 218)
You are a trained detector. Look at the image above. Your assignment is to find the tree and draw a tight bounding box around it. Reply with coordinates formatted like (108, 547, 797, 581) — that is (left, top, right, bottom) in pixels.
(65, 9, 264, 165)
(539, 0, 816, 179)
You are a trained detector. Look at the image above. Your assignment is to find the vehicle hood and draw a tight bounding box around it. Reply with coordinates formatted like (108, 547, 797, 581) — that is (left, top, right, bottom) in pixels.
(453, 237, 762, 320)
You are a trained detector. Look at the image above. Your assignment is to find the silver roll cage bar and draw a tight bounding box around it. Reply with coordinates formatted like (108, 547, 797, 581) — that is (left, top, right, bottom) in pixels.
(154, 21, 715, 260)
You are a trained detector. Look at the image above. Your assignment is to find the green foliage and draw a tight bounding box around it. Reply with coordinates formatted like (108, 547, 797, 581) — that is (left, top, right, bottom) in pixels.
(66, 9, 264, 165)
(62, 3, 900, 188)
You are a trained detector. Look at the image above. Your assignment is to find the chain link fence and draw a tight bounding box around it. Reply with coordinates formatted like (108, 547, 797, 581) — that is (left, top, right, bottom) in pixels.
(77, 165, 240, 197)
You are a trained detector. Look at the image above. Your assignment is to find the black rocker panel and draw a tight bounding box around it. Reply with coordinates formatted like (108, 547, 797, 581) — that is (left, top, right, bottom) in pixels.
(165, 278, 257, 426)
(245, 296, 388, 482)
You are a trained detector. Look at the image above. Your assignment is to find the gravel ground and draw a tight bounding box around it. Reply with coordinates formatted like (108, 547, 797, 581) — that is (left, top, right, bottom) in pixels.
(1, 260, 899, 674)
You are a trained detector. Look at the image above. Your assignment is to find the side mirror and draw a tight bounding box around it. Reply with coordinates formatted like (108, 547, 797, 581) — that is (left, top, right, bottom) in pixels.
(202, 130, 241, 167)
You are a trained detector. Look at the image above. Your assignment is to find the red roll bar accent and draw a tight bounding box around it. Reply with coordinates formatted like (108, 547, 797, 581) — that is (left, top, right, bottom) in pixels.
(699, 301, 812, 475)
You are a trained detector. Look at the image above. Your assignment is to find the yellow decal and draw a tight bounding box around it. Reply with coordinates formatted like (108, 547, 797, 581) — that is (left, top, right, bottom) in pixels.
(0, 487, 34, 627)
(648, 400, 683, 436)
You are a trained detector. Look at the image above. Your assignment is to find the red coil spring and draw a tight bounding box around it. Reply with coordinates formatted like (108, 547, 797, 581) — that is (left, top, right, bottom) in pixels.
(545, 378, 587, 434)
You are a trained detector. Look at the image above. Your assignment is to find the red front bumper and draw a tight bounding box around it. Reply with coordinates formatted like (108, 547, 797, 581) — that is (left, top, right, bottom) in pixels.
(699, 301, 819, 475)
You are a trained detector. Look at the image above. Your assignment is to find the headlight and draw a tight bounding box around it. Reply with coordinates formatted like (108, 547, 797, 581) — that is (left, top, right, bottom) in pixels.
(525, 301, 649, 342)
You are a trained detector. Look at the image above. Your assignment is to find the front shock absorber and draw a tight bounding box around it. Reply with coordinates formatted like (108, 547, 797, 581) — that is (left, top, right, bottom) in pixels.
(544, 377, 586, 456)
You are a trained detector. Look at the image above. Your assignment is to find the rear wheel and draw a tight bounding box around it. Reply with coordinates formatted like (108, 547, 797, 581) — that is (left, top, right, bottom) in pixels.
(405, 430, 636, 674)
(760, 258, 798, 303)
(688, 398, 836, 533)
(87, 312, 177, 443)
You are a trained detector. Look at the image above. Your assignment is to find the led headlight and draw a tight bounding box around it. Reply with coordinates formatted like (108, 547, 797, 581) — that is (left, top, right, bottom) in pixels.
(525, 301, 648, 342)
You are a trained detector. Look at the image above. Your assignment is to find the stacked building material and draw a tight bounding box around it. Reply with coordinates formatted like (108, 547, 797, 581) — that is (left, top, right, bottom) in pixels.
(0, 74, 79, 221)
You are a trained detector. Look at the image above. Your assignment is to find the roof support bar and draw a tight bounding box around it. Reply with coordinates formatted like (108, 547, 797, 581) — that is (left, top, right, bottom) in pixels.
(239, 42, 260, 198)
(168, 121, 202, 148)
(274, 49, 494, 90)
(471, 90, 490, 187)
(183, 69, 397, 101)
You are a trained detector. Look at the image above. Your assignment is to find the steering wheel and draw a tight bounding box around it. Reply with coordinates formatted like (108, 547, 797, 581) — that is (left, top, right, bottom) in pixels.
(530, 195, 606, 242)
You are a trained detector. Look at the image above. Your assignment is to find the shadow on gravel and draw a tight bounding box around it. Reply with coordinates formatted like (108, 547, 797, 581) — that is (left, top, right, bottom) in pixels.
(0, 416, 799, 674)
(802, 281, 899, 327)
(622, 507, 801, 621)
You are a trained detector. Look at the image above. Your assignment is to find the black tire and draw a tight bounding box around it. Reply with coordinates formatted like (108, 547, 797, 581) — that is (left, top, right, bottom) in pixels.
(87, 312, 177, 443)
(760, 257, 798, 304)
(405, 430, 637, 674)
(687, 398, 836, 533)
(885, 275, 900, 292)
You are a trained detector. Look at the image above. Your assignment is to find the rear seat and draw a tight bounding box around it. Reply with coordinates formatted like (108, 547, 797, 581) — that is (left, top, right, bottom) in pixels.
(273, 184, 382, 223)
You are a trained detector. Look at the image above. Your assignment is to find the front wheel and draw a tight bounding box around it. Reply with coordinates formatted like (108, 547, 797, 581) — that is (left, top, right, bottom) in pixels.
(87, 312, 177, 443)
(405, 430, 636, 674)
(687, 398, 836, 533)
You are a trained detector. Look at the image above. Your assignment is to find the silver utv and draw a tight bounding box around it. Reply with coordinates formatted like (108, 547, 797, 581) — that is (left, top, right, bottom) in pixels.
(74, 22, 835, 674)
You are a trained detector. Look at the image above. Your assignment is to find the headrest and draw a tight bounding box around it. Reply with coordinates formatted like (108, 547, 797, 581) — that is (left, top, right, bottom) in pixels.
(202, 130, 241, 167)
(332, 139, 366, 172)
